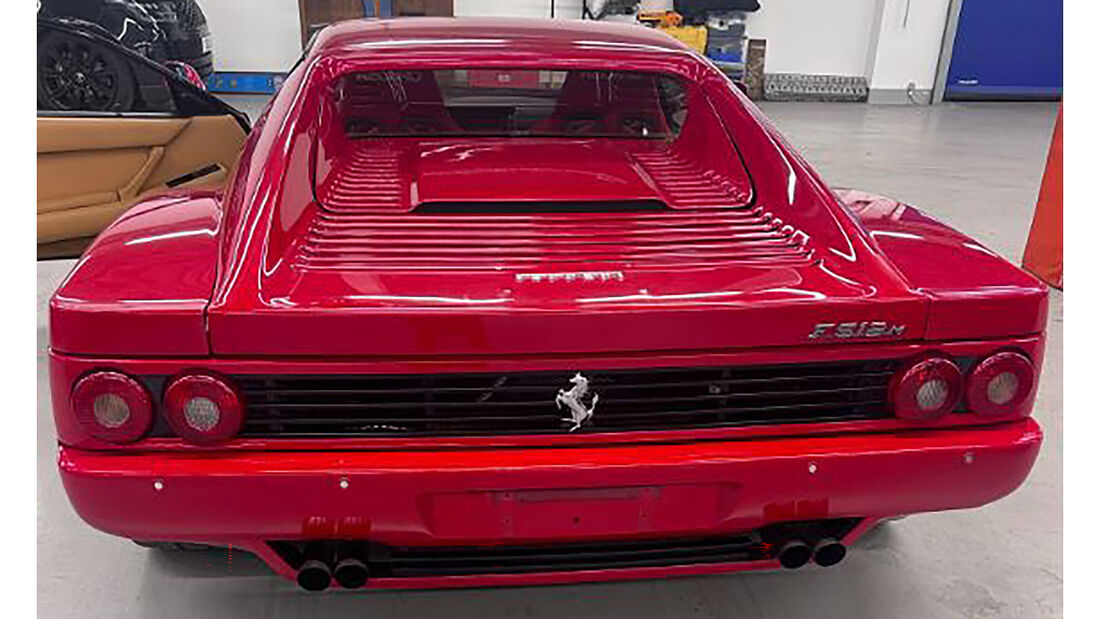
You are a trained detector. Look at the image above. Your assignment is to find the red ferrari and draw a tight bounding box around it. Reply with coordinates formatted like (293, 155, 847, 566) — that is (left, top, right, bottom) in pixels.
(48, 18, 1047, 591)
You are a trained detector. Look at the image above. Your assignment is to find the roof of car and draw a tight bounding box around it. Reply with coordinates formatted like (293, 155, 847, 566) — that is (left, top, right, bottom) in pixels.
(310, 17, 694, 58)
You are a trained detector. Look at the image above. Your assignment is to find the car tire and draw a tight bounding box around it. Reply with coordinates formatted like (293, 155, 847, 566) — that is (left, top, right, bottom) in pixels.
(37, 31, 136, 112)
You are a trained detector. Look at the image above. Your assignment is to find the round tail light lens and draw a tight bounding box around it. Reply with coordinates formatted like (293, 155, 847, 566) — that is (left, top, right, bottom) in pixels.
(966, 351, 1035, 418)
(71, 371, 154, 443)
(163, 373, 244, 445)
(890, 356, 963, 421)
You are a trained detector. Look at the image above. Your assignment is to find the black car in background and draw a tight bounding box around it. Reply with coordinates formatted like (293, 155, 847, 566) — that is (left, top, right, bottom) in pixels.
(38, 0, 213, 111)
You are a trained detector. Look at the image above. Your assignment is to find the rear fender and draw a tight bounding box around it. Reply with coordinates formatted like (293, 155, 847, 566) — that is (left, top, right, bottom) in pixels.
(49, 191, 223, 356)
(837, 189, 1048, 341)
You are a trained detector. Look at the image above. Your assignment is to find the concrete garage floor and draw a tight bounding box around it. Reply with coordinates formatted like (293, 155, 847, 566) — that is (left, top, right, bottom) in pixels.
(37, 100, 1062, 618)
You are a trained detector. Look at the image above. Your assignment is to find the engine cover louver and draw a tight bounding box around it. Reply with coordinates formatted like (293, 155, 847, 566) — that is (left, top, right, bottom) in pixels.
(295, 207, 811, 272)
(632, 149, 750, 207)
(301, 146, 809, 272)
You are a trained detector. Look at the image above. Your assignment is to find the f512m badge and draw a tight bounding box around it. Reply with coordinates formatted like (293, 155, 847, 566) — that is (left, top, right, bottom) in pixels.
(809, 321, 906, 340)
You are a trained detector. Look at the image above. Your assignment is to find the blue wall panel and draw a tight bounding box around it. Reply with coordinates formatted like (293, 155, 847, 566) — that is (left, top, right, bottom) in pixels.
(946, 0, 1062, 100)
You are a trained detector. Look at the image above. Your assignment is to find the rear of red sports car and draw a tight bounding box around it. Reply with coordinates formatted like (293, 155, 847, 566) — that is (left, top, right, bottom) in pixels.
(48, 18, 1046, 591)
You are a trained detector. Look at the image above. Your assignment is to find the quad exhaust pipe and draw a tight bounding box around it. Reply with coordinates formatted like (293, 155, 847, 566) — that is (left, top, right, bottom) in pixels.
(296, 543, 371, 591)
(776, 536, 847, 569)
(293, 527, 847, 589)
(811, 537, 847, 567)
(777, 539, 813, 569)
(333, 556, 370, 589)
(296, 558, 333, 592)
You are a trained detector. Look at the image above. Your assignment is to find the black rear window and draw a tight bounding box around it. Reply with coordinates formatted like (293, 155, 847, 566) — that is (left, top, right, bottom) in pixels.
(333, 69, 688, 139)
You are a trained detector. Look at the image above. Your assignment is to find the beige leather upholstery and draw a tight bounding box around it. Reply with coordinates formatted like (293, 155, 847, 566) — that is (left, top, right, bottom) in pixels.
(37, 115, 247, 255)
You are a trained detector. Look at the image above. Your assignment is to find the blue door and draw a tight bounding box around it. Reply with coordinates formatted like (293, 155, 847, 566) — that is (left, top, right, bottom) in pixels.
(945, 0, 1062, 100)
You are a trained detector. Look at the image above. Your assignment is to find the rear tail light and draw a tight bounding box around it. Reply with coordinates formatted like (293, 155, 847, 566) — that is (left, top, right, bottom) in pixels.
(966, 351, 1035, 418)
(889, 356, 963, 421)
(71, 371, 154, 443)
(163, 373, 244, 445)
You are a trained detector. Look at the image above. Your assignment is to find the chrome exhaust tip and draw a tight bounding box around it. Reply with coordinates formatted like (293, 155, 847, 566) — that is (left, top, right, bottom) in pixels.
(812, 538, 847, 567)
(296, 559, 333, 592)
(333, 557, 369, 589)
(777, 539, 812, 569)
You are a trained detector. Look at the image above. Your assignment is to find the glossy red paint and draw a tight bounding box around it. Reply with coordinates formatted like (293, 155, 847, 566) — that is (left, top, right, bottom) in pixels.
(49, 190, 223, 356)
(836, 188, 1048, 340)
(198, 19, 925, 358)
(60, 419, 1040, 586)
(48, 18, 1049, 588)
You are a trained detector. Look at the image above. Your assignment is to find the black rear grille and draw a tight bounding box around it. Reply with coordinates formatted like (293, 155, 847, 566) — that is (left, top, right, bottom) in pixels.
(231, 360, 897, 438)
(268, 519, 862, 577)
(379, 536, 764, 577)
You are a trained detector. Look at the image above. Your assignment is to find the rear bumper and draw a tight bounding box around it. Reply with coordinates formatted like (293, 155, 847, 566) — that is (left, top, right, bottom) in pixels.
(58, 419, 1042, 588)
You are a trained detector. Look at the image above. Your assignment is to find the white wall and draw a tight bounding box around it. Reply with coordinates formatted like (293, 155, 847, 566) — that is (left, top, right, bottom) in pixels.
(454, 0, 581, 19)
(193, 0, 951, 100)
(194, 0, 303, 72)
(744, 0, 880, 77)
(866, 0, 951, 91)
(194, 0, 587, 72)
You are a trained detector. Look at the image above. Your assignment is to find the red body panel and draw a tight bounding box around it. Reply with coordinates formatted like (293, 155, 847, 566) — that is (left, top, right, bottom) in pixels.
(60, 419, 1041, 587)
(49, 191, 222, 356)
(198, 19, 921, 358)
(838, 188, 1048, 339)
(47, 18, 1048, 589)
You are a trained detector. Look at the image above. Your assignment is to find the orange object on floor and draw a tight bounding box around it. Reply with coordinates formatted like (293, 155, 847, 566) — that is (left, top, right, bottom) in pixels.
(1022, 106, 1063, 288)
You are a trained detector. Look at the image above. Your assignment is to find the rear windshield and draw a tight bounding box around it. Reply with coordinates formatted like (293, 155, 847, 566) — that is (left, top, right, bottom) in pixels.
(333, 69, 688, 139)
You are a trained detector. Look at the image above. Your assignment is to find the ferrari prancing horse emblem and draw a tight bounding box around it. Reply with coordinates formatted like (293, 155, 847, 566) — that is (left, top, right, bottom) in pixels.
(556, 373, 598, 431)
